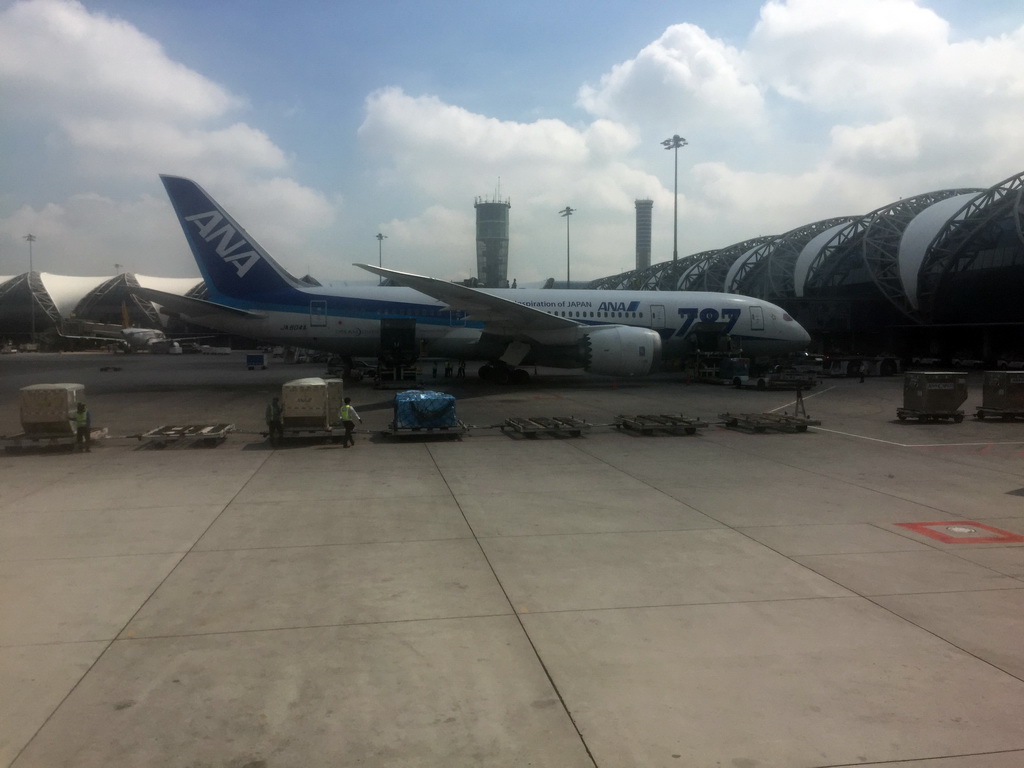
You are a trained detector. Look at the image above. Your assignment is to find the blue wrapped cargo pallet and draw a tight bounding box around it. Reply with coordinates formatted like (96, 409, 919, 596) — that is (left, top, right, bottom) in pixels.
(393, 390, 458, 429)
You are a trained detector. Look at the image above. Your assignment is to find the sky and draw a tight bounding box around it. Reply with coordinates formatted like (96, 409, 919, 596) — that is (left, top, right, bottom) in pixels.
(2, 0, 1024, 287)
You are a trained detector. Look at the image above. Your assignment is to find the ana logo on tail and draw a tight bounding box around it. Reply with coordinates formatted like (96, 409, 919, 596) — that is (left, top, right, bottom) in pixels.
(184, 210, 262, 278)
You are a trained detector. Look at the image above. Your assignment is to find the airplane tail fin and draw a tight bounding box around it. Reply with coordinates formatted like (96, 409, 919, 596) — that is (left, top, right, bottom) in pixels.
(160, 175, 303, 300)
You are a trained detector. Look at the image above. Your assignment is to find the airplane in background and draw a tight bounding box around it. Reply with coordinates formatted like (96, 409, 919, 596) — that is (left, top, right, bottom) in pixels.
(135, 175, 810, 382)
(60, 308, 211, 353)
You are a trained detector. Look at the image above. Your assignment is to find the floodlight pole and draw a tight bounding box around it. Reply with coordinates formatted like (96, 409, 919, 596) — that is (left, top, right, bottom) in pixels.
(559, 206, 575, 289)
(24, 234, 36, 340)
(376, 233, 387, 285)
(661, 134, 687, 261)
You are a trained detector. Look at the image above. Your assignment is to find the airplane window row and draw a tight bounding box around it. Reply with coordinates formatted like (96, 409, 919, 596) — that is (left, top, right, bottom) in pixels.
(549, 311, 644, 319)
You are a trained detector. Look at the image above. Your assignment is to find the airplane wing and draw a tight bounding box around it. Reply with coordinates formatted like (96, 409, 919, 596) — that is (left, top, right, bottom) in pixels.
(354, 264, 579, 332)
(132, 287, 266, 321)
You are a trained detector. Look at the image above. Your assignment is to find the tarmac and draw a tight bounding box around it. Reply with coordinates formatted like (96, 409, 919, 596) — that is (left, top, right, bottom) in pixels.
(2, 351, 1024, 768)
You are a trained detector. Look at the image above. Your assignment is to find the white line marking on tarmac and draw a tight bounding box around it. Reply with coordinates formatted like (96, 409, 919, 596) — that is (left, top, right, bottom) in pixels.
(766, 384, 1024, 448)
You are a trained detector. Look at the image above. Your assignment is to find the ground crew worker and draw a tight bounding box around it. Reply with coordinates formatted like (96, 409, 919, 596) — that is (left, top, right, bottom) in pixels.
(74, 402, 92, 452)
(339, 396, 362, 448)
(265, 396, 283, 446)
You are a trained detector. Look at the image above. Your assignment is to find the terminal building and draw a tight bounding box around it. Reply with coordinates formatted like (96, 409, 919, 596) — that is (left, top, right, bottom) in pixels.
(592, 170, 1024, 361)
(0, 272, 206, 344)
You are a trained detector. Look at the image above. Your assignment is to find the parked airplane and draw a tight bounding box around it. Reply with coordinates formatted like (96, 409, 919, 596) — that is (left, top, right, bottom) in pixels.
(60, 313, 210, 353)
(137, 175, 810, 381)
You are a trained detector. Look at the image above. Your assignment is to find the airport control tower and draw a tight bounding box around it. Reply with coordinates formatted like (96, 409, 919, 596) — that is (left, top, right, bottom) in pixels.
(635, 199, 653, 270)
(474, 195, 511, 288)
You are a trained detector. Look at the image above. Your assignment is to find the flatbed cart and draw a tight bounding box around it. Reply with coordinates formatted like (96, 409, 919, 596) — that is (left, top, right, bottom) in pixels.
(975, 406, 1024, 421)
(267, 423, 349, 446)
(501, 416, 590, 438)
(2, 427, 107, 451)
(615, 414, 708, 436)
(383, 420, 467, 440)
(719, 412, 821, 433)
(139, 424, 235, 448)
(896, 408, 964, 423)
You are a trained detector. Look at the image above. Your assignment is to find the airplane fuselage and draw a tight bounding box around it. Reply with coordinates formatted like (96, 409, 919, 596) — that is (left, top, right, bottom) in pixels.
(190, 283, 805, 363)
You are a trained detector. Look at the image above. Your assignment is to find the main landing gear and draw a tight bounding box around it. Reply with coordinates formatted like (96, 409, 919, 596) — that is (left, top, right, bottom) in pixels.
(478, 363, 531, 385)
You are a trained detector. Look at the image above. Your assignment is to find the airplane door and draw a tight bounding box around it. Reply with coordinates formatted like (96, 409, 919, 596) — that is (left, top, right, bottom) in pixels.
(749, 306, 764, 331)
(650, 304, 666, 329)
(309, 300, 327, 328)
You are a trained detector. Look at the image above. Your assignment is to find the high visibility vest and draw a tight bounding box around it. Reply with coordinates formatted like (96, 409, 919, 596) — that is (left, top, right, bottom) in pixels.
(340, 405, 354, 420)
(75, 411, 88, 427)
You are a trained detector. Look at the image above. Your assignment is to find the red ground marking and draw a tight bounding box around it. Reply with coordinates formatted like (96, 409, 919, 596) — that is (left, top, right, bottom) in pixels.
(895, 521, 1024, 544)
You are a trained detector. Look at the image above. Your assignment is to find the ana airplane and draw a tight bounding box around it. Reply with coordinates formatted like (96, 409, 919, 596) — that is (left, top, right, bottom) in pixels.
(137, 175, 810, 382)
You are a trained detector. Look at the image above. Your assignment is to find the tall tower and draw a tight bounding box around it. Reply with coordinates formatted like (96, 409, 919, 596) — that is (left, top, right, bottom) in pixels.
(474, 194, 511, 287)
(635, 199, 653, 270)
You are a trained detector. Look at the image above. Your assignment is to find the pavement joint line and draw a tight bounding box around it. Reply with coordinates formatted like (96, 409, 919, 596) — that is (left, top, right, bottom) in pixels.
(423, 440, 600, 768)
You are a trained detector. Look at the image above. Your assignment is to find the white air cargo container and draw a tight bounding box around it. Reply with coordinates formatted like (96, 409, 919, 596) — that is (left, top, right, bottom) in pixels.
(325, 378, 344, 423)
(20, 383, 84, 435)
(281, 378, 330, 429)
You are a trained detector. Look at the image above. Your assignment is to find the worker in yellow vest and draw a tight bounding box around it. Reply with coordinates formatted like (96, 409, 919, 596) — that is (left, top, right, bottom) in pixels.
(74, 402, 92, 452)
(339, 397, 362, 448)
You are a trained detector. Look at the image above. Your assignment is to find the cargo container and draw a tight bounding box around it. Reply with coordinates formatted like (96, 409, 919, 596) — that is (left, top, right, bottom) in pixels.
(20, 383, 83, 435)
(897, 371, 967, 422)
(387, 390, 465, 439)
(281, 378, 330, 429)
(269, 377, 347, 444)
(975, 370, 1024, 420)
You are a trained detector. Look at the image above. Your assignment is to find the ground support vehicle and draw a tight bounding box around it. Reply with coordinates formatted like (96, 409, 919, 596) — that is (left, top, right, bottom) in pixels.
(139, 424, 234, 448)
(974, 407, 1024, 421)
(245, 353, 267, 370)
(267, 423, 349, 445)
(501, 416, 590, 438)
(896, 408, 965, 423)
(385, 420, 467, 440)
(272, 377, 345, 444)
(375, 365, 418, 389)
(2, 427, 108, 451)
(744, 370, 817, 391)
(719, 412, 821, 433)
(689, 355, 749, 386)
(975, 370, 1024, 420)
(825, 355, 900, 378)
(385, 389, 465, 439)
(614, 414, 708, 436)
(898, 371, 967, 423)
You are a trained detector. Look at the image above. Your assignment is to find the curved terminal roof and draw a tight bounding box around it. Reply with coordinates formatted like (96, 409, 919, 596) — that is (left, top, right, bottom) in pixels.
(0, 272, 202, 335)
(898, 194, 978, 309)
(589, 170, 1024, 325)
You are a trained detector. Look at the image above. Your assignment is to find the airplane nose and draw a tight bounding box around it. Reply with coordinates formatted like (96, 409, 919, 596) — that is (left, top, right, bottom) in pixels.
(783, 312, 811, 348)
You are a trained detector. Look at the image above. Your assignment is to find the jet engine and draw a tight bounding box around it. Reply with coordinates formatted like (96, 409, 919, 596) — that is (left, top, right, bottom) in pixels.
(582, 325, 662, 376)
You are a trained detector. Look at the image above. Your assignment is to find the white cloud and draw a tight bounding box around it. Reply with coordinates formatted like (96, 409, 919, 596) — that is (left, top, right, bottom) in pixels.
(0, 0, 240, 121)
(0, 0, 333, 277)
(577, 23, 766, 136)
(357, 87, 665, 281)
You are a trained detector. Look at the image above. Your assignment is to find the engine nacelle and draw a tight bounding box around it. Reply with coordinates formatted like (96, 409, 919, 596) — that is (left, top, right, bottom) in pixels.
(582, 326, 662, 376)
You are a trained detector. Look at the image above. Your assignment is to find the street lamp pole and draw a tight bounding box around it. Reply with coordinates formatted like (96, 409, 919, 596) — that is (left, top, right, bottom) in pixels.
(661, 134, 687, 261)
(24, 234, 36, 340)
(559, 206, 575, 289)
(376, 233, 387, 285)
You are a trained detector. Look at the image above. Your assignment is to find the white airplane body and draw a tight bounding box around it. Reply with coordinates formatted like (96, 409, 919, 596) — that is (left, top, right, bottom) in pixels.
(138, 175, 810, 379)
